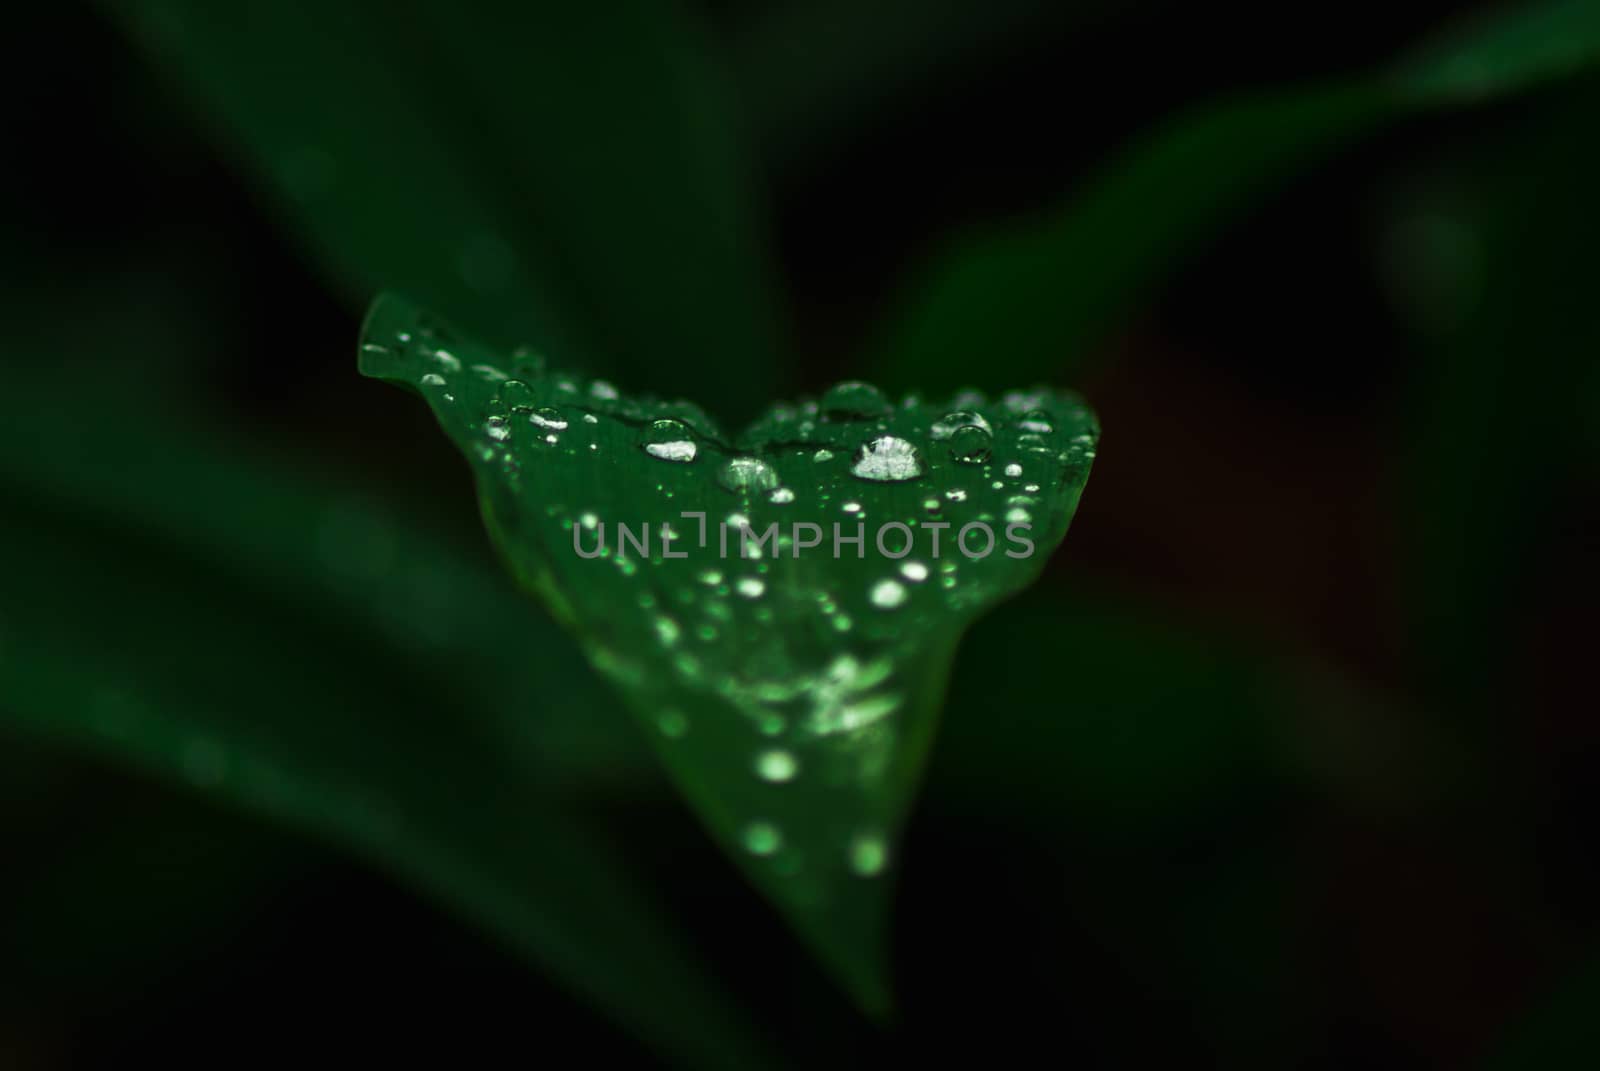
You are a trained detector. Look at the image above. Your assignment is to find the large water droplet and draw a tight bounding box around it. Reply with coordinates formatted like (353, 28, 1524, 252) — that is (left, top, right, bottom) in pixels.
(640, 419, 697, 463)
(851, 436, 923, 482)
(820, 380, 890, 421)
(717, 457, 780, 494)
(948, 424, 993, 464)
(930, 410, 992, 440)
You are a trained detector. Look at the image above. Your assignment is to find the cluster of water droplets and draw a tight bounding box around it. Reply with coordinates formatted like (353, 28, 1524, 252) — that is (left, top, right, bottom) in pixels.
(367, 311, 1097, 893)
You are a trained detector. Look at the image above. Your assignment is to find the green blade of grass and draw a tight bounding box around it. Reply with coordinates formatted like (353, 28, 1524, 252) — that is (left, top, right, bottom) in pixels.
(865, 0, 1600, 394)
(360, 294, 1099, 1012)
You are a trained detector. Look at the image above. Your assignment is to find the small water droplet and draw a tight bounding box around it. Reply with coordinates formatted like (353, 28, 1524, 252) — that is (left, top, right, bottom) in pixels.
(820, 380, 890, 421)
(743, 821, 783, 856)
(851, 436, 923, 482)
(755, 749, 798, 783)
(813, 448, 835, 463)
(931, 410, 992, 440)
(530, 407, 568, 431)
(841, 501, 862, 514)
(1004, 462, 1023, 477)
(433, 350, 462, 373)
(871, 578, 908, 609)
(849, 833, 889, 877)
(420, 372, 446, 387)
(948, 424, 993, 464)
(499, 380, 536, 411)
(770, 487, 796, 504)
(1018, 409, 1055, 434)
(945, 488, 968, 502)
(736, 577, 766, 599)
(640, 419, 697, 463)
(583, 413, 599, 424)
(590, 380, 620, 401)
(484, 415, 512, 442)
(717, 457, 780, 493)
(900, 561, 929, 583)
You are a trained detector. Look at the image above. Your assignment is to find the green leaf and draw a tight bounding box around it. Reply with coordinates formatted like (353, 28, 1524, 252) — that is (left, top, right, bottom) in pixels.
(112, 0, 783, 417)
(864, 0, 1600, 394)
(0, 373, 764, 1069)
(360, 293, 1099, 1011)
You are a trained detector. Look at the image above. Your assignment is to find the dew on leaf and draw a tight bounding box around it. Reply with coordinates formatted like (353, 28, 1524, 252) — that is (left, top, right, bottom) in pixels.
(530, 407, 568, 431)
(848, 833, 889, 877)
(718, 457, 780, 494)
(820, 380, 890, 421)
(743, 821, 783, 856)
(851, 436, 923, 482)
(948, 424, 993, 464)
(1017, 409, 1055, 434)
(930, 409, 992, 440)
(870, 579, 907, 609)
(755, 749, 799, 783)
(641, 419, 697, 463)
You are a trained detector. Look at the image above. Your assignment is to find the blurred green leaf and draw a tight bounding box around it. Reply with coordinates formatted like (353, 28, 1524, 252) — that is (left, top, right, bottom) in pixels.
(360, 294, 1098, 1012)
(111, 0, 783, 418)
(0, 373, 766, 1069)
(865, 0, 1600, 395)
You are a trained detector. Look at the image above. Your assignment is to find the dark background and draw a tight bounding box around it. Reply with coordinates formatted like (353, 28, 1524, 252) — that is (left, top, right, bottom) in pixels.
(4, 2, 1598, 1066)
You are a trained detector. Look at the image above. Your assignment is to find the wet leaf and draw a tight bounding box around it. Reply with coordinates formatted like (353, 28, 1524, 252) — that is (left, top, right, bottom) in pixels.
(360, 294, 1099, 1011)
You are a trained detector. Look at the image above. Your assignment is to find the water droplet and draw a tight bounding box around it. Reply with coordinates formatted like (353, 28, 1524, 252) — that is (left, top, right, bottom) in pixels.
(871, 578, 908, 608)
(1006, 506, 1032, 524)
(945, 488, 968, 502)
(736, 577, 766, 599)
(770, 487, 796, 504)
(717, 457, 780, 493)
(530, 407, 568, 431)
(590, 380, 620, 401)
(849, 833, 889, 877)
(743, 821, 783, 856)
(813, 449, 835, 463)
(851, 436, 923, 482)
(948, 424, 993, 464)
(900, 561, 929, 582)
(755, 749, 798, 783)
(820, 380, 890, 421)
(1004, 462, 1023, 477)
(582, 413, 599, 424)
(484, 415, 512, 442)
(842, 501, 861, 514)
(499, 380, 536, 411)
(1018, 409, 1054, 434)
(420, 372, 446, 388)
(640, 419, 697, 463)
(930, 410, 992, 440)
